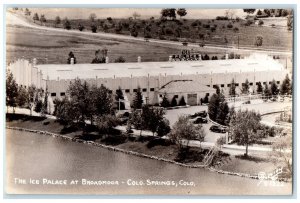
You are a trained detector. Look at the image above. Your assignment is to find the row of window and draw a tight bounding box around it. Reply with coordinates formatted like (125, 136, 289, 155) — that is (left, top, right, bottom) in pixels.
(50, 88, 156, 97)
(209, 81, 280, 88)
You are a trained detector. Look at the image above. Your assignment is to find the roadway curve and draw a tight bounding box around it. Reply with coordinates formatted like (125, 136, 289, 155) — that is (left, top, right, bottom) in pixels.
(6, 11, 292, 56)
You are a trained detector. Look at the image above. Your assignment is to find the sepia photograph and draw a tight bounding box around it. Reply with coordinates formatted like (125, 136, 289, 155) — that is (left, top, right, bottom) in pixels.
(4, 6, 294, 196)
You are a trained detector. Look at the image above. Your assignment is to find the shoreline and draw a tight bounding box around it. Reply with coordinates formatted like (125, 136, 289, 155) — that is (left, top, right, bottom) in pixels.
(6, 126, 290, 182)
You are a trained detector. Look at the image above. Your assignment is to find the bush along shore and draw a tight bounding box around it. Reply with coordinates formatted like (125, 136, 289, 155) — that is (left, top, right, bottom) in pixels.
(6, 126, 290, 182)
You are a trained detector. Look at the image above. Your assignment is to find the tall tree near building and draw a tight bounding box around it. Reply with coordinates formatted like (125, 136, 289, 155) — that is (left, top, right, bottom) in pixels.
(33, 13, 39, 23)
(171, 96, 178, 107)
(178, 96, 186, 106)
(264, 83, 271, 98)
(115, 87, 125, 110)
(54, 16, 61, 27)
(208, 92, 229, 125)
(229, 79, 236, 97)
(157, 118, 171, 137)
(270, 79, 279, 97)
(6, 71, 18, 113)
(27, 85, 36, 116)
(16, 86, 28, 107)
(143, 105, 166, 136)
(67, 79, 91, 124)
(280, 74, 291, 95)
(242, 79, 250, 94)
(41, 89, 49, 115)
(160, 92, 170, 108)
(230, 109, 262, 157)
(129, 109, 144, 136)
(177, 8, 187, 19)
(132, 86, 143, 109)
(256, 82, 263, 94)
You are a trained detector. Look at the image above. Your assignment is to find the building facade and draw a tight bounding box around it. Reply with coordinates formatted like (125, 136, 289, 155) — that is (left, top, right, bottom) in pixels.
(7, 54, 290, 112)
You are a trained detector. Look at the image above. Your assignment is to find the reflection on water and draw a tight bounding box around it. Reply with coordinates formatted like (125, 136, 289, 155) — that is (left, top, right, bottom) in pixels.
(6, 129, 292, 195)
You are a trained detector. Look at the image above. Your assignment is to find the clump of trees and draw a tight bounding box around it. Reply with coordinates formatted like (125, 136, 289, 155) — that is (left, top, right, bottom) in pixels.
(6, 71, 47, 115)
(169, 115, 206, 149)
(128, 105, 170, 137)
(53, 78, 115, 132)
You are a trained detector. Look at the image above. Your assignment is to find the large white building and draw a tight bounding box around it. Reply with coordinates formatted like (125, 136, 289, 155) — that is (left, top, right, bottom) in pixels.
(7, 54, 290, 111)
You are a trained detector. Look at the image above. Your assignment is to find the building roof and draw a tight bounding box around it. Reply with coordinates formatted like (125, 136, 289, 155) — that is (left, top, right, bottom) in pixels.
(36, 55, 284, 80)
(158, 80, 216, 94)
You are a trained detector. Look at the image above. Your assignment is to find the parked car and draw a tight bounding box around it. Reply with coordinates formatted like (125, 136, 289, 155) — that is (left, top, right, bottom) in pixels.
(209, 125, 226, 133)
(190, 110, 207, 119)
(193, 117, 208, 124)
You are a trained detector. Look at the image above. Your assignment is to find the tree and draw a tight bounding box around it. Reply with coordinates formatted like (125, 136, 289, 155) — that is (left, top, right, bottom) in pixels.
(132, 12, 141, 20)
(6, 71, 18, 113)
(90, 84, 113, 118)
(24, 8, 31, 16)
(89, 13, 97, 22)
(160, 92, 170, 108)
(229, 79, 236, 97)
(16, 86, 28, 107)
(177, 8, 187, 19)
(115, 87, 125, 110)
(171, 96, 178, 107)
(169, 115, 205, 149)
(27, 85, 36, 116)
(78, 23, 84, 31)
(67, 79, 91, 124)
(33, 13, 39, 23)
(264, 83, 271, 99)
(40, 14, 46, 23)
(129, 109, 144, 136)
(264, 9, 271, 16)
(258, 19, 264, 26)
(269, 134, 292, 178)
(257, 9, 263, 15)
(67, 51, 77, 64)
(63, 18, 71, 30)
(242, 79, 250, 94)
(178, 96, 186, 106)
(41, 89, 49, 115)
(208, 92, 229, 125)
(96, 114, 119, 134)
(91, 25, 97, 33)
(130, 24, 138, 37)
(157, 118, 171, 137)
(54, 16, 61, 27)
(143, 105, 166, 136)
(230, 109, 262, 157)
(257, 82, 263, 94)
(254, 35, 263, 47)
(243, 9, 256, 14)
(161, 8, 176, 20)
(270, 79, 279, 97)
(280, 74, 291, 95)
(287, 15, 293, 31)
(132, 86, 143, 109)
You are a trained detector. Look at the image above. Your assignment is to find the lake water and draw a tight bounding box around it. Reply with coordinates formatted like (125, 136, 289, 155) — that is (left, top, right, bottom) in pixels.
(5, 129, 292, 195)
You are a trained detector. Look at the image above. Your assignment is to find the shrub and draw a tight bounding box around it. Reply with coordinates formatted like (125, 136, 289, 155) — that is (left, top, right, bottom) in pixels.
(233, 27, 239, 32)
(258, 19, 264, 26)
(114, 56, 126, 63)
(227, 23, 233, 29)
(78, 24, 84, 31)
(34, 100, 43, 113)
(178, 96, 186, 106)
(91, 25, 97, 33)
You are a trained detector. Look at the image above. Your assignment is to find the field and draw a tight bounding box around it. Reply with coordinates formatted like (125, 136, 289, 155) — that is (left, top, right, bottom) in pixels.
(6, 24, 245, 64)
(34, 16, 292, 51)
